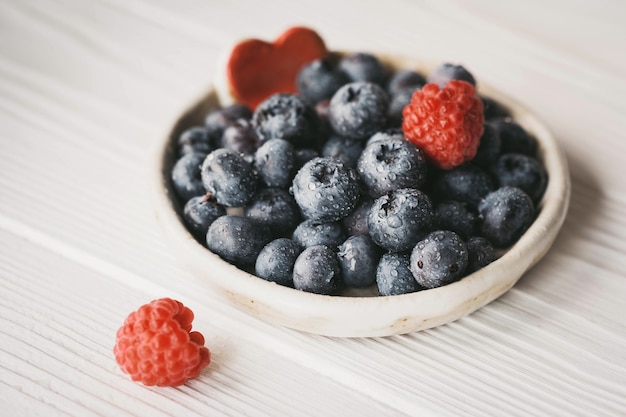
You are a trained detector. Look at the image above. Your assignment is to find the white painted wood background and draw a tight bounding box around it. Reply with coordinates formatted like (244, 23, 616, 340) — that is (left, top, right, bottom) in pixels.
(1, 0, 625, 415)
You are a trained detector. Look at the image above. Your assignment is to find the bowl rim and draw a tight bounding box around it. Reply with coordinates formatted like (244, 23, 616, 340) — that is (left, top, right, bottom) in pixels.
(151, 52, 571, 337)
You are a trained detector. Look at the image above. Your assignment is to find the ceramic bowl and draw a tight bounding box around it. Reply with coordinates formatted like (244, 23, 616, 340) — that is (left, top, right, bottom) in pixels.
(152, 53, 571, 338)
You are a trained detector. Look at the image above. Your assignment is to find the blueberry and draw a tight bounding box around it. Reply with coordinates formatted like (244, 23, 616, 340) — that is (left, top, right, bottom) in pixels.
(376, 252, 424, 296)
(200, 149, 258, 207)
(339, 53, 389, 86)
(205, 104, 253, 147)
(255, 238, 302, 286)
(297, 58, 348, 104)
(357, 137, 428, 197)
(255, 139, 296, 188)
(466, 236, 497, 273)
(314, 99, 333, 140)
(171, 152, 207, 201)
(292, 219, 345, 249)
(182, 194, 226, 240)
(337, 234, 382, 288)
(292, 245, 340, 294)
(206, 215, 272, 265)
(368, 188, 433, 252)
(432, 164, 495, 208)
(252, 93, 319, 148)
(491, 153, 547, 203)
(387, 69, 426, 96)
(410, 230, 469, 289)
(481, 96, 511, 120)
(328, 82, 389, 140)
(244, 187, 301, 238)
(490, 119, 537, 156)
(478, 186, 535, 248)
(473, 123, 502, 168)
(321, 134, 365, 168)
(433, 200, 477, 240)
(221, 118, 260, 156)
(291, 157, 361, 222)
(427, 63, 476, 88)
(343, 199, 374, 236)
(177, 126, 213, 156)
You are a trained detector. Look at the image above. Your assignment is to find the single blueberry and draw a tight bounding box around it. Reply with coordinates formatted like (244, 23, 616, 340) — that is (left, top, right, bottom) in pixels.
(431, 164, 495, 208)
(292, 245, 340, 294)
(357, 137, 428, 197)
(292, 219, 346, 250)
(337, 235, 382, 288)
(255, 238, 302, 286)
(220, 118, 260, 156)
(252, 93, 319, 148)
(338, 53, 389, 86)
(427, 63, 476, 88)
(321, 134, 365, 168)
(491, 153, 548, 203)
(206, 215, 273, 265)
(478, 186, 535, 248)
(376, 252, 424, 296)
(410, 230, 469, 289)
(171, 152, 207, 202)
(177, 126, 213, 156)
(183, 194, 226, 240)
(490, 119, 537, 156)
(255, 139, 296, 188)
(244, 187, 302, 238)
(291, 157, 361, 222)
(466, 236, 497, 273)
(328, 82, 389, 140)
(368, 188, 434, 252)
(200, 148, 258, 207)
(433, 200, 478, 240)
(343, 199, 374, 236)
(297, 58, 349, 104)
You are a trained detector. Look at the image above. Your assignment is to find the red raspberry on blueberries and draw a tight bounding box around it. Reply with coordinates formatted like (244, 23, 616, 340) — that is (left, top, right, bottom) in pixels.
(402, 80, 484, 169)
(114, 298, 210, 387)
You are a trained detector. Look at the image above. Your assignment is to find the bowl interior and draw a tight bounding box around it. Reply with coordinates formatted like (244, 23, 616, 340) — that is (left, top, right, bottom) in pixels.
(152, 53, 571, 337)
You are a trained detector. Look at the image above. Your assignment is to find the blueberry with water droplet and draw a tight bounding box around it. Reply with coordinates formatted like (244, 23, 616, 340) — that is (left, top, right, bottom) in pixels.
(200, 148, 258, 207)
(255, 238, 302, 286)
(292, 157, 361, 222)
(376, 252, 424, 296)
(410, 230, 468, 289)
(368, 188, 433, 252)
(337, 235, 382, 288)
(293, 245, 340, 294)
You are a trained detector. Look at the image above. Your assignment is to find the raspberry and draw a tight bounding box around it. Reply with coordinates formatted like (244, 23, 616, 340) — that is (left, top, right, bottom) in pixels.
(402, 80, 484, 169)
(114, 298, 210, 387)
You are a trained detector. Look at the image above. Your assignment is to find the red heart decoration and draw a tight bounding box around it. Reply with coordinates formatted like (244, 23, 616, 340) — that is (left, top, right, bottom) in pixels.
(226, 27, 328, 109)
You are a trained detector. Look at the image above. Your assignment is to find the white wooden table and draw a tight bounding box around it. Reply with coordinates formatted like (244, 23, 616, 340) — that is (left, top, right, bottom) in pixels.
(2, 1, 625, 416)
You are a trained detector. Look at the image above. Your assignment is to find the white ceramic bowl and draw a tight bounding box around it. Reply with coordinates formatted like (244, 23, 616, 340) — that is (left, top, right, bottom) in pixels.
(152, 53, 571, 337)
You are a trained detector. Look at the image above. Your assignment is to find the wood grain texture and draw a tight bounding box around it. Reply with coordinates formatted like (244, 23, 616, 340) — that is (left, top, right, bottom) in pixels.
(1, 0, 625, 416)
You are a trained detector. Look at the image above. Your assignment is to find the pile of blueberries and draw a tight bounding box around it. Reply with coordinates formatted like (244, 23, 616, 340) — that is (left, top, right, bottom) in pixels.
(170, 52, 547, 296)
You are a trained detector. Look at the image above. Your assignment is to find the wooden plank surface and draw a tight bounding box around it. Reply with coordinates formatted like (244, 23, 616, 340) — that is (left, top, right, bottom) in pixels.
(1, 0, 625, 416)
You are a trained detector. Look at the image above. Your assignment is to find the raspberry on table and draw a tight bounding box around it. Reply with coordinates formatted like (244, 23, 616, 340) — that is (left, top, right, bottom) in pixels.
(402, 80, 484, 169)
(114, 298, 210, 387)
